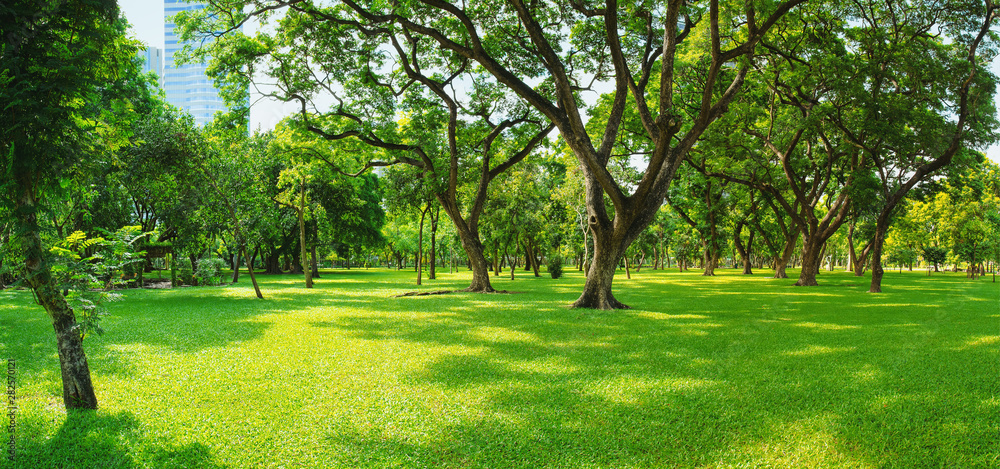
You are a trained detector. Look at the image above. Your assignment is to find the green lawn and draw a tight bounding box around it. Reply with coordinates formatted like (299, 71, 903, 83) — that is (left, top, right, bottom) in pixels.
(1, 267, 997, 468)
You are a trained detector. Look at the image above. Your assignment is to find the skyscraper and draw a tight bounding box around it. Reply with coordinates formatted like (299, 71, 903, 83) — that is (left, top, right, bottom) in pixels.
(163, 0, 226, 126)
(137, 46, 163, 85)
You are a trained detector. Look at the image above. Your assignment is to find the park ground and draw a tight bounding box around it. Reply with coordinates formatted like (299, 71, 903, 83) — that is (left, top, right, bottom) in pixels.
(1, 268, 997, 468)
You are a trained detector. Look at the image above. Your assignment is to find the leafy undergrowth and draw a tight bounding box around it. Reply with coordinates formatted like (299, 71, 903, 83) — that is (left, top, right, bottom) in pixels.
(1, 267, 997, 468)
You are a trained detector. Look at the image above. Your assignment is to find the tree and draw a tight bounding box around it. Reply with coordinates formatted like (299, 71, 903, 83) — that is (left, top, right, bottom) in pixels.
(178, 3, 553, 293)
(180, 0, 806, 308)
(666, 165, 729, 276)
(0, 0, 143, 409)
(694, 3, 861, 286)
(825, 0, 999, 292)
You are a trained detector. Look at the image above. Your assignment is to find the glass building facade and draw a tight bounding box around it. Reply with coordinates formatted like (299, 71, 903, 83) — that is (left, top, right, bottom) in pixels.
(137, 46, 163, 85)
(163, 0, 226, 126)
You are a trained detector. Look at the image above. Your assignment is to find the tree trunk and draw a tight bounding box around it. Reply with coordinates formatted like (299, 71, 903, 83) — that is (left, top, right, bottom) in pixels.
(852, 249, 869, 276)
(734, 221, 753, 275)
(264, 248, 281, 274)
(572, 237, 628, 309)
(232, 250, 240, 283)
(458, 232, 494, 291)
(17, 192, 98, 410)
(311, 245, 320, 278)
(48, 294, 98, 409)
(527, 239, 541, 277)
(299, 177, 313, 289)
(510, 243, 516, 280)
(701, 237, 718, 276)
(795, 235, 824, 286)
(493, 244, 500, 276)
(417, 202, 430, 286)
(774, 233, 797, 279)
(868, 219, 889, 292)
(429, 206, 439, 280)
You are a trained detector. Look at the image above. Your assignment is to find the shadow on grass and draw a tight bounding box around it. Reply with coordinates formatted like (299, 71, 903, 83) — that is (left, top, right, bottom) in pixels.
(12, 410, 225, 469)
(311, 272, 999, 467)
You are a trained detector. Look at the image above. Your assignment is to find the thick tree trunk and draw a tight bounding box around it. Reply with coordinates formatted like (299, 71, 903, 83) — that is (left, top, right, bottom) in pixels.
(18, 193, 98, 410)
(734, 221, 753, 275)
(264, 249, 282, 274)
(459, 232, 495, 292)
(49, 296, 98, 409)
(572, 239, 628, 310)
(774, 233, 797, 279)
(702, 240, 716, 276)
(795, 236, 824, 286)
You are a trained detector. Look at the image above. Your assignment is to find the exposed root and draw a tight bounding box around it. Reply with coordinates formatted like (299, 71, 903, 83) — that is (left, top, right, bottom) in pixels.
(569, 299, 631, 310)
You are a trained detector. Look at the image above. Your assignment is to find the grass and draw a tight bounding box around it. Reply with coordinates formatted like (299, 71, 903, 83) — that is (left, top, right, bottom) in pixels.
(1, 266, 997, 468)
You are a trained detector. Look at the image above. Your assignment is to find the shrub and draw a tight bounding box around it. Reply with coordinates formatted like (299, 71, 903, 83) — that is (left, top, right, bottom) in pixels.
(195, 256, 227, 286)
(547, 256, 563, 279)
(177, 267, 194, 286)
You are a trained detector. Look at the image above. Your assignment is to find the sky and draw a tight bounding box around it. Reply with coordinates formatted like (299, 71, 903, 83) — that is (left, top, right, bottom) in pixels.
(118, 0, 1000, 164)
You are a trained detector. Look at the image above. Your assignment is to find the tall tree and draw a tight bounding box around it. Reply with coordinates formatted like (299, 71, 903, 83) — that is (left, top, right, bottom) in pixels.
(693, 4, 861, 286)
(180, 0, 806, 308)
(178, 3, 552, 293)
(827, 0, 999, 292)
(0, 0, 142, 409)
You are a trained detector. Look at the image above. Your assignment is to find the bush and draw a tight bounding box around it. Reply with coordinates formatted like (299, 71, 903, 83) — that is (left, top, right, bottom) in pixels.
(195, 257, 227, 286)
(547, 256, 563, 279)
(177, 267, 194, 286)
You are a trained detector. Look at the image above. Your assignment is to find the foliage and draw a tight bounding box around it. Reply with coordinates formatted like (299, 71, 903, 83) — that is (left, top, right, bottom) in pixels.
(194, 256, 227, 286)
(921, 246, 948, 270)
(47, 226, 151, 339)
(547, 256, 563, 279)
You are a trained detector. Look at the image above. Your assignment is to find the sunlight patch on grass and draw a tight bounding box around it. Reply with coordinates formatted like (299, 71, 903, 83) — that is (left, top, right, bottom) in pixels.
(852, 364, 884, 384)
(582, 374, 722, 404)
(630, 312, 711, 320)
(726, 413, 862, 469)
(979, 396, 999, 412)
(469, 326, 540, 344)
(783, 345, 857, 357)
(507, 355, 579, 376)
(791, 322, 861, 331)
(958, 335, 1000, 349)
